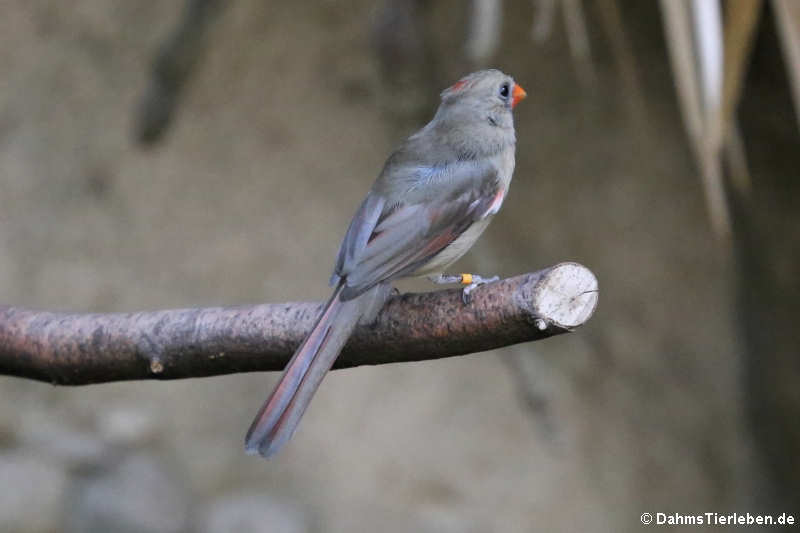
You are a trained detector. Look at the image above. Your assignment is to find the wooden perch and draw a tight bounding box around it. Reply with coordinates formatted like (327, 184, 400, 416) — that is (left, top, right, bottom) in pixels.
(0, 262, 598, 386)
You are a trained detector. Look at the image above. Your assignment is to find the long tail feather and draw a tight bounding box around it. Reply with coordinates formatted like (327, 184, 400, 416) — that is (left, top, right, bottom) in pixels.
(244, 283, 367, 458)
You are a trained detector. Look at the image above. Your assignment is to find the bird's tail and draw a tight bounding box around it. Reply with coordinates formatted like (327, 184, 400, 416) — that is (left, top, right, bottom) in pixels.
(244, 282, 368, 458)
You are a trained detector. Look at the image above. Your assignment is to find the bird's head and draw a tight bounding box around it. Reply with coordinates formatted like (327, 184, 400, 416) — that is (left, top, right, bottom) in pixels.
(439, 69, 526, 126)
(426, 69, 525, 156)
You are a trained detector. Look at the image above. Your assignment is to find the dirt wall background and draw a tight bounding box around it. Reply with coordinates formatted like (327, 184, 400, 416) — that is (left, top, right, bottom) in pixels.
(1, 1, 791, 532)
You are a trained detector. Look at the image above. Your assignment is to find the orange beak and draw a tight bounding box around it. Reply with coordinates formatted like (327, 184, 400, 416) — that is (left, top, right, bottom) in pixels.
(511, 83, 527, 109)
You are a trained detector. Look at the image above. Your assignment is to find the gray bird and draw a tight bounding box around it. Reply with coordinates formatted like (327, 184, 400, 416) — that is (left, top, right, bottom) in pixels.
(245, 69, 526, 458)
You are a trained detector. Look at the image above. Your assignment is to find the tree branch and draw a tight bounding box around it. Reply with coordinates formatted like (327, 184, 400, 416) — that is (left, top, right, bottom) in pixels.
(0, 262, 598, 386)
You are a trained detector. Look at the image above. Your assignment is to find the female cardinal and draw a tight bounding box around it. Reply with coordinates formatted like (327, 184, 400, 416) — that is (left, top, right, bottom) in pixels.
(245, 69, 526, 457)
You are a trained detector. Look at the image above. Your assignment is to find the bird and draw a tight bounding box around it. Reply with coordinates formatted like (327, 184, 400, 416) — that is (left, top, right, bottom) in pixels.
(245, 69, 526, 458)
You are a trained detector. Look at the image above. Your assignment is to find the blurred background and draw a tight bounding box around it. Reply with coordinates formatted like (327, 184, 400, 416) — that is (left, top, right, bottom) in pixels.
(0, 0, 798, 531)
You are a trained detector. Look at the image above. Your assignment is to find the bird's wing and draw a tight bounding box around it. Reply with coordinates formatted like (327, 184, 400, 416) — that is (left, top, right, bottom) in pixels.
(331, 159, 502, 300)
(330, 192, 386, 286)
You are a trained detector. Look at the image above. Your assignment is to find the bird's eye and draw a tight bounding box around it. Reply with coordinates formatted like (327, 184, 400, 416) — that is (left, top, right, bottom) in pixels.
(499, 83, 510, 98)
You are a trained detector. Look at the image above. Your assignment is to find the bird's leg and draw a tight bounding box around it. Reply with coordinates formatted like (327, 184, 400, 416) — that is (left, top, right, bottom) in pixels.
(427, 274, 464, 285)
(428, 273, 500, 304)
(460, 273, 500, 303)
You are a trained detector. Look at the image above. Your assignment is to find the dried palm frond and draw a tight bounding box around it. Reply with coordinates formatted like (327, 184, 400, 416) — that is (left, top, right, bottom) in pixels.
(532, 0, 558, 42)
(562, 0, 596, 84)
(466, 0, 503, 64)
(721, 0, 762, 196)
(530, 0, 595, 85)
(773, 0, 800, 133)
(660, 0, 731, 238)
(596, 0, 648, 126)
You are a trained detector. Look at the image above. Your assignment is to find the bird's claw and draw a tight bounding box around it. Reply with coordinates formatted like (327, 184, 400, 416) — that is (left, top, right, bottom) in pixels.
(461, 275, 499, 304)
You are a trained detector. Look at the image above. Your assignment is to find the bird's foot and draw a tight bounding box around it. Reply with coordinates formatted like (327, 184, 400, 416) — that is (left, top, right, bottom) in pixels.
(428, 273, 500, 304)
(460, 274, 499, 304)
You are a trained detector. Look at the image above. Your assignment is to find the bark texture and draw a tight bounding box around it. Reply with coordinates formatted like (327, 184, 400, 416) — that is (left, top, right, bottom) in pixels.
(0, 263, 598, 386)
